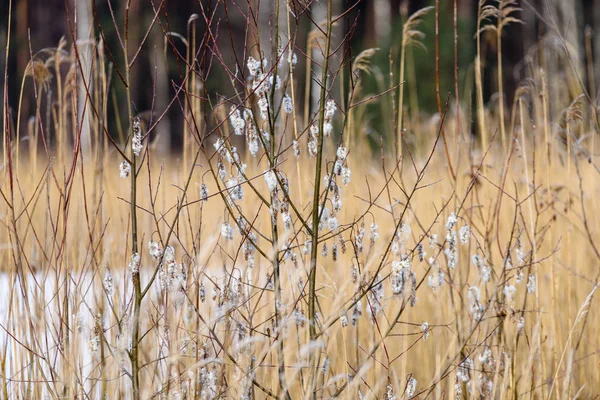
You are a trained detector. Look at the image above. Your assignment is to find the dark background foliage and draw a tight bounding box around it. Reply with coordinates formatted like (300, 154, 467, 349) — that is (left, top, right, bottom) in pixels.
(0, 0, 596, 149)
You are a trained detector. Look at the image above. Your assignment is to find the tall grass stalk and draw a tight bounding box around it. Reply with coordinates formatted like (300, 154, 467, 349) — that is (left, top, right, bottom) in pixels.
(396, 6, 432, 161)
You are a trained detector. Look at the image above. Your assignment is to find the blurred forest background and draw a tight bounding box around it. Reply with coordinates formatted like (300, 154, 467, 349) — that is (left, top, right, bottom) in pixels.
(0, 0, 596, 151)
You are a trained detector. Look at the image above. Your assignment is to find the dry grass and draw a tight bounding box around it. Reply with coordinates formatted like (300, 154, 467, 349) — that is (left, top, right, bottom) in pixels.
(1, 1, 600, 399)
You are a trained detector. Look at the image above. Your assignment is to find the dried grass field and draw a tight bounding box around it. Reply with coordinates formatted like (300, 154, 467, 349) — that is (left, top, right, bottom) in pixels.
(1, 0, 600, 399)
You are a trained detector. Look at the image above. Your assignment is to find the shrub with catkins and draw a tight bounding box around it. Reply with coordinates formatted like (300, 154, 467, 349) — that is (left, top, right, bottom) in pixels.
(416, 242, 426, 262)
(270, 194, 280, 221)
(165, 263, 188, 305)
(260, 128, 272, 148)
(199, 367, 218, 400)
(230, 106, 245, 135)
(158, 246, 185, 294)
(247, 55, 283, 123)
(445, 229, 457, 248)
(257, 96, 269, 120)
(116, 316, 132, 356)
(294, 307, 305, 327)
(429, 234, 438, 249)
(391, 258, 411, 295)
(282, 94, 293, 114)
(478, 374, 494, 398)
(246, 56, 261, 77)
(369, 223, 379, 243)
(297, 277, 304, 293)
(395, 222, 411, 247)
(405, 377, 417, 399)
(332, 186, 343, 212)
(200, 182, 209, 201)
(243, 234, 257, 264)
(246, 252, 255, 269)
(214, 137, 227, 158)
(468, 287, 484, 321)
(338, 234, 347, 253)
(131, 117, 143, 156)
(367, 274, 384, 321)
(103, 269, 114, 297)
(217, 161, 226, 182)
(480, 266, 491, 283)
(10, 4, 583, 397)
(292, 140, 300, 157)
(459, 224, 470, 244)
(516, 269, 524, 284)
(444, 229, 458, 269)
(392, 238, 400, 255)
(236, 215, 247, 233)
(351, 299, 362, 326)
(246, 131, 260, 157)
(226, 176, 244, 203)
(478, 346, 494, 368)
(199, 282, 206, 303)
(328, 215, 339, 231)
(317, 205, 330, 231)
(332, 243, 338, 261)
(384, 384, 397, 400)
(340, 313, 349, 327)
(323, 173, 335, 190)
(333, 159, 343, 176)
(334, 146, 348, 176)
(236, 162, 247, 177)
(221, 222, 234, 240)
(88, 325, 101, 352)
(351, 264, 359, 284)
(421, 321, 430, 340)
(267, 74, 281, 91)
(128, 253, 140, 274)
(323, 98, 337, 137)
(224, 146, 240, 165)
(279, 173, 290, 195)
(73, 312, 83, 334)
(336, 145, 348, 161)
(163, 245, 175, 265)
(472, 254, 491, 283)
(148, 240, 162, 260)
(220, 276, 243, 311)
(281, 240, 294, 261)
(503, 284, 517, 303)
(281, 209, 292, 231)
(457, 357, 473, 384)
(308, 123, 318, 157)
(302, 240, 312, 255)
(275, 299, 286, 313)
(517, 316, 525, 334)
(276, 45, 287, 66)
(527, 274, 536, 294)
(454, 379, 463, 399)
(211, 286, 219, 302)
(321, 357, 330, 374)
(341, 166, 352, 185)
(287, 51, 297, 66)
(355, 222, 366, 253)
(264, 170, 278, 193)
(516, 246, 526, 266)
(119, 160, 131, 178)
(427, 256, 445, 290)
(446, 212, 458, 230)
